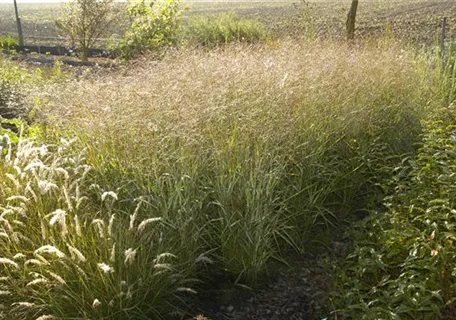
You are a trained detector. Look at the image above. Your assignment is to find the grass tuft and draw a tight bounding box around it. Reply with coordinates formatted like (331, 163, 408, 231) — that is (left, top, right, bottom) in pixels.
(182, 13, 268, 47)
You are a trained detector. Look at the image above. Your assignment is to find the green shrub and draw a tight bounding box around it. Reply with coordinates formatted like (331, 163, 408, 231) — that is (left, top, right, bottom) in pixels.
(183, 13, 268, 47)
(332, 108, 456, 319)
(119, 0, 183, 59)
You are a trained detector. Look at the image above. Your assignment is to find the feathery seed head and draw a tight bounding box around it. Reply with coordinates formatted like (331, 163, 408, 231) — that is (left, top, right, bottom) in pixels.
(46, 271, 66, 285)
(48, 209, 66, 227)
(108, 214, 115, 237)
(54, 168, 70, 181)
(25, 259, 47, 266)
(24, 160, 45, 172)
(35, 315, 57, 320)
(12, 301, 35, 309)
(38, 180, 59, 195)
(74, 215, 82, 237)
(0, 232, 9, 241)
(154, 252, 176, 263)
(102, 191, 118, 202)
(76, 196, 88, 210)
(92, 299, 102, 309)
(35, 245, 66, 259)
(62, 184, 73, 211)
(110, 243, 116, 263)
(0, 257, 19, 269)
(92, 219, 105, 238)
(124, 248, 137, 265)
(98, 263, 114, 274)
(137, 217, 162, 233)
(26, 278, 50, 287)
(25, 183, 38, 202)
(13, 253, 26, 260)
(38, 145, 48, 157)
(67, 244, 87, 263)
(40, 221, 47, 240)
(6, 195, 29, 203)
(154, 263, 172, 271)
(5, 173, 21, 190)
(129, 200, 143, 231)
(0, 208, 14, 218)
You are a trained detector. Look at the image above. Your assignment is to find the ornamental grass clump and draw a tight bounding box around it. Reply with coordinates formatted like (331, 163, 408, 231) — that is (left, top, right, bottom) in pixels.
(0, 135, 194, 319)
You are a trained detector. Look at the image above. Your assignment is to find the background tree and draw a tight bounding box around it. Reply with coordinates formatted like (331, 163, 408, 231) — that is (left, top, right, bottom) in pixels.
(346, 0, 359, 41)
(56, 0, 118, 61)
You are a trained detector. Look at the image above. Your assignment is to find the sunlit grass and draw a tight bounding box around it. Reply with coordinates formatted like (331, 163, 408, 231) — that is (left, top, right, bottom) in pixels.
(37, 39, 443, 281)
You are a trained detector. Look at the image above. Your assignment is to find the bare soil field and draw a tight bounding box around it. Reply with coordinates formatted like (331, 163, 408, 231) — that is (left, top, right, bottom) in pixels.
(0, 1, 455, 46)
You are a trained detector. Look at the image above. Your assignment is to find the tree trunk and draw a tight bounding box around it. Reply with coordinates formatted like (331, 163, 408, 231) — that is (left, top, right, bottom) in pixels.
(346, 0, 359, 41)
(80, 47, 89, 61)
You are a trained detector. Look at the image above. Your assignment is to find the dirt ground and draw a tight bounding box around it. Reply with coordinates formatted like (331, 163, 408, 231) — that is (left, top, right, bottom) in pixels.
(2, 1, 456, 46)
(191, 244, 350, 320)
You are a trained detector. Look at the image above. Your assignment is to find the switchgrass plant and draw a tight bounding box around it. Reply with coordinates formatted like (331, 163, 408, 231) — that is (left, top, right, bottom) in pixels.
(182, 13, 268, 47)
(0, 134, 196, 319)
(37, 39, 444, 289)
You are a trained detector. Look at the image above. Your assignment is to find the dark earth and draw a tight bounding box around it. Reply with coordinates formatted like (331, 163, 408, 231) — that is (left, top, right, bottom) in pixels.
(191, 247, 349, 320)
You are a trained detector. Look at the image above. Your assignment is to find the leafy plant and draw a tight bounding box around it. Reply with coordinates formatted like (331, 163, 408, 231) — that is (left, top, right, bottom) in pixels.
(333, 107, 456, 319)
(0, 35, 18, 52)
(119, 0, 183, 59)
